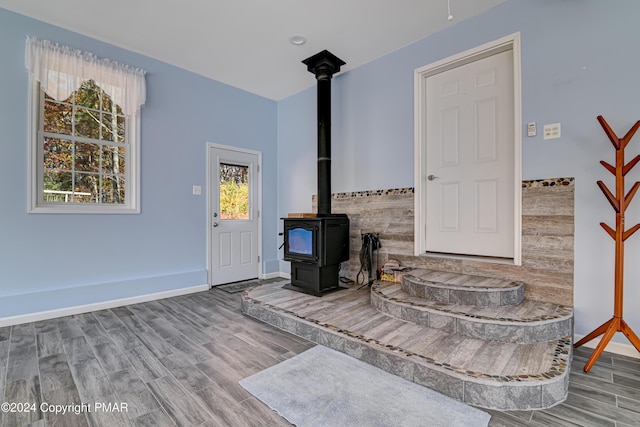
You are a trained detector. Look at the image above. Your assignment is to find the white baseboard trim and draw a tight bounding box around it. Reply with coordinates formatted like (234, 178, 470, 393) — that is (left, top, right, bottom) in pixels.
(574, 334, 640, 360)
(0, 284, 209, 328)
(279, 272, 291, 279)
(262, 272, 286, 280)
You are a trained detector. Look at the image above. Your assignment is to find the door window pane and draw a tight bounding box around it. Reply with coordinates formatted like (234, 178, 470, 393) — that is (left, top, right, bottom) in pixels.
(219, 163, 249, 220)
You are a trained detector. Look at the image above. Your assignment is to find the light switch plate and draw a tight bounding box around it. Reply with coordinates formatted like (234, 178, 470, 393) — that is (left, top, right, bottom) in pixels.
(193, 185, 202, 195)
(543, 123, 561, 140)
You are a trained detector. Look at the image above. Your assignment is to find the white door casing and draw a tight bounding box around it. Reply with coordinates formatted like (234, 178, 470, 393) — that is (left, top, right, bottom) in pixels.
(207, 143, 261, 286)
(414, 34, 522, 263)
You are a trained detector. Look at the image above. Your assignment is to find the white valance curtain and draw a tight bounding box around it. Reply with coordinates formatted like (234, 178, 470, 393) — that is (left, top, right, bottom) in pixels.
(25, 36, 146, 116)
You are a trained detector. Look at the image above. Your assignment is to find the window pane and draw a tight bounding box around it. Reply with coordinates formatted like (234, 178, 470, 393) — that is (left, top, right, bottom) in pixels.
(73, 173, 98, 203)
(75, 142, 100, 172)
(43, 100, 72, 135)
(102, 113, 114, 141)
(43, 171, 72, 202)
(100, 114, 126, 143)
(74, 81, 101, 109)
(44, 138, 73, 170)
(102, 175, 125, 204)
(117, 115, 126, 142)
(74, 107, 100, 139)
(102, 146, 126, 174)
(101, 91, 123, 115)
(219, 163, 249, 220)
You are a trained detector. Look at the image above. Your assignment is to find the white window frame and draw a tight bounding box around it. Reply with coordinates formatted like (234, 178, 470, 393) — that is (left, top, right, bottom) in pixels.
(26, 37, 143, 214)
(28, 80, 141, 214)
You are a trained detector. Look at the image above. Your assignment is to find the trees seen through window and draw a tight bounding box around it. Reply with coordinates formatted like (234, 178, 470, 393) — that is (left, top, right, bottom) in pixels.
(42, 80, 127, 204)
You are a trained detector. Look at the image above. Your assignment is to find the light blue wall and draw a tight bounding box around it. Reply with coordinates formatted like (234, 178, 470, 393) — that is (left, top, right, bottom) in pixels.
(277, 0, 640, 346)
(0, 8, 278, 315)
(4, 1, 640, 349)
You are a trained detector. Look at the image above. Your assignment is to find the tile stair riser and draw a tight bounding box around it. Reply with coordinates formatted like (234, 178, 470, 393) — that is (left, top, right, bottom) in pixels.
(412, 360, 570, 410)
(402, 277, 525, 307)
(241, 293, 570, 411)
(370, 288, 572, 343)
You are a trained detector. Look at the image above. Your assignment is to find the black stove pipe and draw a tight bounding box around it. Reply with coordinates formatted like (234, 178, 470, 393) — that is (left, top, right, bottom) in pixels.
(302, 50, 345, 216)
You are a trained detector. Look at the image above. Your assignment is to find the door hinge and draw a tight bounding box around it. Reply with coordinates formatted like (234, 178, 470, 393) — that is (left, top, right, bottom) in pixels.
(258, 256, 260, 262)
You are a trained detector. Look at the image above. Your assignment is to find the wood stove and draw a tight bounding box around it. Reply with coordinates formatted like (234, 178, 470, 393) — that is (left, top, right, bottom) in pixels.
(282, 214, 349, 295)
(282, 50, 350, 296)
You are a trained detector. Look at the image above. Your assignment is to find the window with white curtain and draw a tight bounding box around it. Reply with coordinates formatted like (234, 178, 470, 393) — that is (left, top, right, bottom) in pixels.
(25, 36, 146, 213)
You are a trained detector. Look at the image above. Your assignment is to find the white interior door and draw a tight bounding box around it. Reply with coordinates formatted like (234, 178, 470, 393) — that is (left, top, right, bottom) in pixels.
(425, 49, 514, 258)
(209, 145, 260, 285)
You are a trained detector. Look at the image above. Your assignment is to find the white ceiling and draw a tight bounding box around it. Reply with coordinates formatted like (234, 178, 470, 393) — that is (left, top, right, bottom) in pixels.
(0, 0, 507, 100)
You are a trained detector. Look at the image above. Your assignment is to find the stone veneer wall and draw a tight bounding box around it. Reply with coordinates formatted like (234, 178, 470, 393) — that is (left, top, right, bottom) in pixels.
(312, 178, 574, 306)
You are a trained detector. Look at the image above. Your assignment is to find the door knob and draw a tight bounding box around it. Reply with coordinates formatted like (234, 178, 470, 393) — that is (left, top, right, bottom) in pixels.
(427, 174, 438, 181)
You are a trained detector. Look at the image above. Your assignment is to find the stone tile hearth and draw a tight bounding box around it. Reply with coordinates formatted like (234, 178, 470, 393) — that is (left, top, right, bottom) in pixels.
(241, 274, 572, 411)
(281, 178, 576, 410)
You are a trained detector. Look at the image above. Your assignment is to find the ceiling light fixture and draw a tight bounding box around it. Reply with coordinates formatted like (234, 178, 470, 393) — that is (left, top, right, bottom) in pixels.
(447, 0, 454, 21)
(289, 35, 307, 46)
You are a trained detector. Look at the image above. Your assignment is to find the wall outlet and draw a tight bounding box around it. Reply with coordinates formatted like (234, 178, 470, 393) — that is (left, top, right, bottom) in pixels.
(192, 185, 202, 195)
(543, 123, 561, 140)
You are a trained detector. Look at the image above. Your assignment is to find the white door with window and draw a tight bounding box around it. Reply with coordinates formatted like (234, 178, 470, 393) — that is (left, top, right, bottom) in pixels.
(209, 144, 260, 286)
(424, 49, 515, 258)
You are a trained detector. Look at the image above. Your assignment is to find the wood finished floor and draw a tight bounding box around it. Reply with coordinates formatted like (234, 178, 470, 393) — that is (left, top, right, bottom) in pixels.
(0, 280, 637, 426)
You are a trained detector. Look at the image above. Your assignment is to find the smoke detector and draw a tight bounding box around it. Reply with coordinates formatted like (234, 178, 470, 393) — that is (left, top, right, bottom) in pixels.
(289, 35, 307, 46)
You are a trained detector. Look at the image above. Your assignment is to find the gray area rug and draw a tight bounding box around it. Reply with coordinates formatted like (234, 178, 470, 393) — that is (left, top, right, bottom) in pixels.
(240, 345, 491, 427)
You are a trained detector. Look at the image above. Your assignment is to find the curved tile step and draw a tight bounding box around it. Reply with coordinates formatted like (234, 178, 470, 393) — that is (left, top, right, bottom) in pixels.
(372, 281, 573, 344)
(403, 269, 524, 307)
(241, 282, 571, 411)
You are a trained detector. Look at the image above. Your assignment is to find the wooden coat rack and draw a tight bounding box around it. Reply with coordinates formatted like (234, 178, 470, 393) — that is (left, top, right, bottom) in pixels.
(574, 115, 640, 372)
